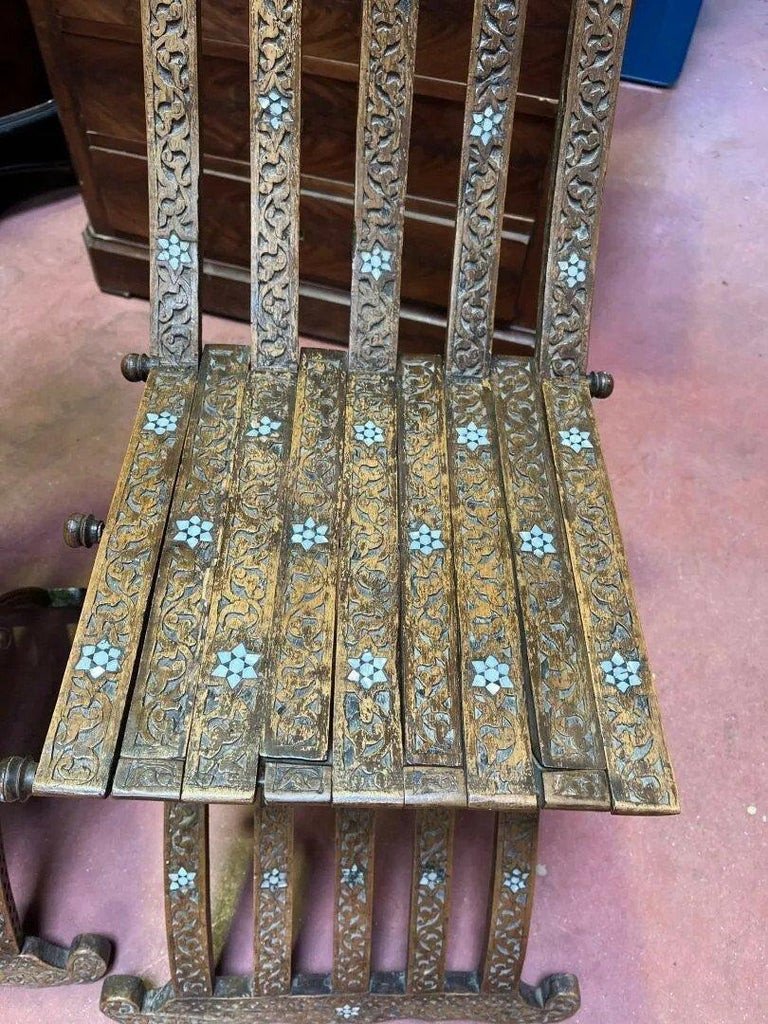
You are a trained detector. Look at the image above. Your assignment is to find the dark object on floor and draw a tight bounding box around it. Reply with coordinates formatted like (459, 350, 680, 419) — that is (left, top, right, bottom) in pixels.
(27, 0, 678, 1021)
(623, 0, 705, 87)
(0, 0, 74, 213)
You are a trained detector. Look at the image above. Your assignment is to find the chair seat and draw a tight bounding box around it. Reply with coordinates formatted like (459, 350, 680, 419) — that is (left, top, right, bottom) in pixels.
(34, 344, 677, 815)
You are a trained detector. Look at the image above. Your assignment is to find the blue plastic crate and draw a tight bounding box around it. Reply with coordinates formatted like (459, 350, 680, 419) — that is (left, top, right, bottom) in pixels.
(622, 0, 704, 87)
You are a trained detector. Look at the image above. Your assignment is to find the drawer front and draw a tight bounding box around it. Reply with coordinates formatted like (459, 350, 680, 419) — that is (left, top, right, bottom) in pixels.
(65, 33, 554, 222)
(55, 0, 572, 99)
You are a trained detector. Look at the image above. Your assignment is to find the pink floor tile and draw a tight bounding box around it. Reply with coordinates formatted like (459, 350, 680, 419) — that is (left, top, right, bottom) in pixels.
(0, 0, 766, 1021)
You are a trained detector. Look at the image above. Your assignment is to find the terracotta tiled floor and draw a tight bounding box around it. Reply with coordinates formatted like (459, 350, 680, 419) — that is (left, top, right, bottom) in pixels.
(0, 0, 766, 1021)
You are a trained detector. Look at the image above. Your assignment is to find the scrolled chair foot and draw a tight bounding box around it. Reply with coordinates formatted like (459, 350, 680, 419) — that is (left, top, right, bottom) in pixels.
(520, 972, 581, 1021)
(100, 975, 148, 1019)
(66, 933, 113, 983)
(0, 933, 112, 987)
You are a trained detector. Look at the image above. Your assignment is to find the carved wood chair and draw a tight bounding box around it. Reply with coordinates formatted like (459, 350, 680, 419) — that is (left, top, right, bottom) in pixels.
(31, 0, 677, 1020)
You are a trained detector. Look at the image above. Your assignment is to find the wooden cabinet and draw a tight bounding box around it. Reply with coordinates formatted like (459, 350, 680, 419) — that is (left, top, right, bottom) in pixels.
(27, 0, 572, 349)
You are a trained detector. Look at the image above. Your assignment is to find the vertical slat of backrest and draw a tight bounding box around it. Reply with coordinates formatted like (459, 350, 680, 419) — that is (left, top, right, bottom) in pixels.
(250, 0, 302, 368)
(333, 809, 375, 993)
(253, 805, 294, 994)
(537, 0, 634, 378)
(348, 0, 419, 371)
(445, 0, 529, 378)
(164, 802, 214, 997)
(141, 0, 201, 366)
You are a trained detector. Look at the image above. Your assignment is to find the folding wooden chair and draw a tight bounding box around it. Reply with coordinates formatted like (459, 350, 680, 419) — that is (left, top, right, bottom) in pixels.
(30, 1, 677, 1019)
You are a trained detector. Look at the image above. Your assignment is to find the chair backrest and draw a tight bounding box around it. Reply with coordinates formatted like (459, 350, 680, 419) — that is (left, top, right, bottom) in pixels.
(142, 0, 633, 380)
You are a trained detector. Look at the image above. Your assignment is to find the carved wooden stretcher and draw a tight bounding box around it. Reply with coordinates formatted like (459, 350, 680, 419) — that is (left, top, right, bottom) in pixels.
(30, 0, 677, 1020)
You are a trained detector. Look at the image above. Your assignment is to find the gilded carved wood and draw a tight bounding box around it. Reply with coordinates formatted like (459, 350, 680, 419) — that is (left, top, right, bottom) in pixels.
(181, 370, 295, 802)
(34, 367, 197, 798)
(164, 802, 214, 997)
(263, 762, 332, 804)
(250, 0, 301, 368)
(32, 0, 677, 1015)
(482, 813, 537, 992)
(542, 769, 611, 811)
(332, 809, 375, 993)
(348, 0, 419, 372)
(263, 352, 346, 761)
(446, 0, 528, 378)
(407, 809, 453, 993)
(253, 806, 294, 994)
(114, 347, 250, 799)
(142, 0, 201, 366)
(397, 358, 462, 769)
(404, 766, 467, 807)
(543, 379, 678, 813)
(538, 0, 634, 377)
(101, 976, 582, 1022)
(492, 358, 603, 769)
(332, 374, 404, 804)
(445, 380, 537, 810)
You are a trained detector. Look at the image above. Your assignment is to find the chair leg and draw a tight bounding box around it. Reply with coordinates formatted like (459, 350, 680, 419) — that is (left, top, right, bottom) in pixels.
(164, 801, 214, 997)
(254, 804, 294, 995)
(0, 763, 111, 986)
(332, 807, 375, 994)
(482, 812, 538, 992)
(406, 808, 453, 993)
(101, 807, 580, 1022)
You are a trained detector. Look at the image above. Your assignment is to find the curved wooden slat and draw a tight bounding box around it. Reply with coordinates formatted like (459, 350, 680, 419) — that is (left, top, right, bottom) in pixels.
(250, 0, 302, 368)
(348, 0, 419, 372)
(543, 377, 679, 814)
(142, 0, 202, 366)
(537, 0, 635, 377)
(446, 0, 529, 378)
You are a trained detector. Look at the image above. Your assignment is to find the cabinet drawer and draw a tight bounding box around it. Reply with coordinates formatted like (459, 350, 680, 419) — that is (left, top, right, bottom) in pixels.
(55, 0, 572, 99)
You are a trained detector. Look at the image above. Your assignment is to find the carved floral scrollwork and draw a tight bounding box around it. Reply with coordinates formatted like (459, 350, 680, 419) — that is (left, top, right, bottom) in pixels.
(492, 359, 603, 769)
(483, 814, 537, 992)
(447, 0, 527, 378)
(251, 0, 302, 367)
(144, 0, 201, 366)
(265, 354, 345, 760)
(446, 382, 536, 807)
(408, 809, 452, 991)
(164, 802, 213, 997)
(543, 379, 677, 812)
(539, 0, 631, 377)
(333, 809, 374, 993)
(398, 359, 462, 766)
(333, 375, 403, 800)
(99, 976, 581, 1022)
(349, 0, 419, 372)
(254, 806, 293, 994)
